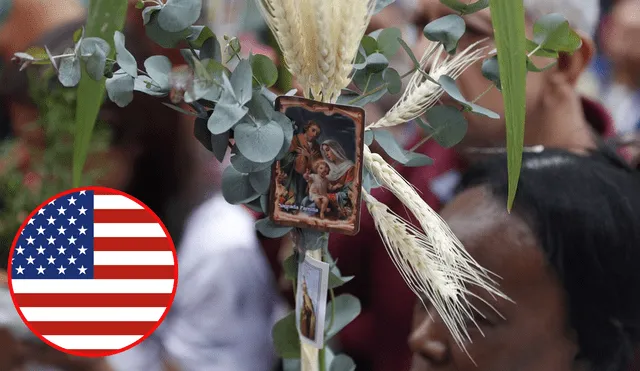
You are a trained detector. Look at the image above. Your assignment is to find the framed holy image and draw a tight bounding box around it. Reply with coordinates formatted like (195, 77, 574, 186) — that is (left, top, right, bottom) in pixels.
(269, 96, 365, 235)
(295, 254, 330, 348)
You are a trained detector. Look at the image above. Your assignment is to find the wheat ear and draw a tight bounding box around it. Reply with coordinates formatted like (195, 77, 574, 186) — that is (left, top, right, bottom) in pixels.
(369, 40, 488, 129)
(362, 146, 510, 348)
(256, 0, 309, 93)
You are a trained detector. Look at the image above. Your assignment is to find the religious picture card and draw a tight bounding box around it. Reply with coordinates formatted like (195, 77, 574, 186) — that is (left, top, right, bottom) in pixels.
(295, 254, 330, 348)
(269, 96, 365, 235)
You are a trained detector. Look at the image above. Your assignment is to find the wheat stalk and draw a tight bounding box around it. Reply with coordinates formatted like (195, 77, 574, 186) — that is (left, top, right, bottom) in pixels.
(369, 40, 488, 129)
(362, 146, 510, 349)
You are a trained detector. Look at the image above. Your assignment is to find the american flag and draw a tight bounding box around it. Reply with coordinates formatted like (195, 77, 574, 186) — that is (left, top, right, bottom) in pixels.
(9, 189, 177, 356)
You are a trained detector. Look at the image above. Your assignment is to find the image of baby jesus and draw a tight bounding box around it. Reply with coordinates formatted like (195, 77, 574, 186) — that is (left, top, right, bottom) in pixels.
(304, 160, 332, 219)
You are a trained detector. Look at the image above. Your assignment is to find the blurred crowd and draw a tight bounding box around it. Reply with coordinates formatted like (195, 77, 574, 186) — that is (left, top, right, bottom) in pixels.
(0, 0, 639, 371)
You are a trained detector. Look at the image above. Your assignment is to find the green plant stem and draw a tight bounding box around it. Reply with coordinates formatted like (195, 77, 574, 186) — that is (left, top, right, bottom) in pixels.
(346, 83, 388, 105)
(471, 83, 494, 104)
(319, 347, 326, 371)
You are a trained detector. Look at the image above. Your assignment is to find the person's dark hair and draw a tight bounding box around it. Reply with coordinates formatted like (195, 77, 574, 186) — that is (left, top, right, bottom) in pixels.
(458, 148, 640, 371)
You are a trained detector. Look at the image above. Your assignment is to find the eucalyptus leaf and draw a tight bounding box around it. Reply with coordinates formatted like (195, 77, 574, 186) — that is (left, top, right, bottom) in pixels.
(230, 58, 254, 105)
(230, 146, 273, 173)
(249, 167, 272, 194)
(423, 14, 466, 54)
(251, 54, 278, 87)
(360, 36, 378, 56)
(224, 37, 242, 63)
(353, 52, 366, 70)
(0, 0, 12, 25)
(158, 0, 202, 32)
(161, 102, 199, 116)
(377, 28, 402, 58)
(383, 68, 402, 95)
(481, 56, 501, 90)
(325, 295, 362, 341)
(256, 218, 291, 239)
(330, 355, 356, 371)
(82, 43, 108, 81)
(211, 130, 231, 162)
(423, 105, 468, 148)
(247, 92, 276, 121)
(398, 37, 420, 68)
(283, 254, 297, 281)
(80, 37, 110, 59)
(105, 71, 135, 107)
(283, 360, 302, 371)
(328, 271, 354, 290)
(235, 121, 285, 163)
(207, 103, 248, 134)
(365, 53, 389, 73)
(525, 39, 558, 58)
(144, 55, 172, 89)
(221, 165, 260, 205)
(272, 312, 300, 359)
(146, 14, 192, 48)
(526, 56, 557, 72)
(364, 131, 374, 146)
(438, 76, 499, 119)
(193, 117, 213, 152)
(373, 129, 423, 165)
(373, 0, 395, 14)
(532, 13, 582, 53)
(114, 31, 137, 77)
(58, 56, 82, 87)
(439, 0, 489, 14)
(187, 25, 214, 48)
(200, 36, 222, 61)
(142, 5, 162, 25)
(134, 75, 168, 96)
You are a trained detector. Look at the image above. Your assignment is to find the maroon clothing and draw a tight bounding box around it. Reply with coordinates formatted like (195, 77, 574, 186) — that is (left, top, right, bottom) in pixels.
(327, 97, 615, 371)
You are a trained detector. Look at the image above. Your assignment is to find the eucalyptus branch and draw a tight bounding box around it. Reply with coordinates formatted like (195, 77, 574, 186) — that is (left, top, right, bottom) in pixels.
(471, 83, 494, 104)
(347, 83, 389, 105)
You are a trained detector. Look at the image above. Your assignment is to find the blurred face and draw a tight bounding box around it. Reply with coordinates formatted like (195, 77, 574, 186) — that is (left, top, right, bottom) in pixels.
(414, 2, 558, 149)
(409, 186, 581, 371)
(305, 124, 321, 141)
(603, 0, 640, 73)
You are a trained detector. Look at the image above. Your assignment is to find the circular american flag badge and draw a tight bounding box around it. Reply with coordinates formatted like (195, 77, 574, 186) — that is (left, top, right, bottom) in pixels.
(7, 187, 178, 357)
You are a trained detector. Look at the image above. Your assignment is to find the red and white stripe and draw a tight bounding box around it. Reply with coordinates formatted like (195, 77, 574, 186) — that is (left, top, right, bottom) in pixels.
(11, 190, 177, 355)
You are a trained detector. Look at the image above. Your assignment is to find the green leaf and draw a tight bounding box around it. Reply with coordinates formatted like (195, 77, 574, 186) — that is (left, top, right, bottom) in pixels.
(532, 13, 582, 53)
(211, 130, 230, 162)
(525, 39, 558, 58)
(251, 54, 278, 88)
(490, 0, 527, 210)
(373, 0, 395, 14)
(105, 71, 135, 107)
(481, 56, 501, 90)
(208, 103, 248, 134)
(423, 105, 468, 148)
(114, 30, 137, 77)
(200, 36, 222, 61)
(325, 295, 361, 341)
(374, 129, 432, 166)
(144, 55, 172, 89)
(249, 167, 272, 194)
(330, 355, 356, 371)
(235, 121, 285, 163)
(224, 37, 242, 63)
(248, 92, 276, 121)
(365, 53, 389, 73)
(526, 57, 556, 72)
(80, 38, 110, 81)
(134, 75, 168, 96)
(142, 5, 162, 25)
(73, 0, 128, 188)
(398, 37, 420, 68)
(272, 312, 300, 358)
(73, 28, 84, 43)
(256, 218, 292, 239)
(438, 76, 499, 119)
(230, 59, 253, 105)
(364, 131, 374, 146)
(193, 117, 213, 152)
(439, 0, 489, 15)
(146, 13, 191, 48)
(283, 253, 297, 280)
(187, 25, 214, 48)
(230, 146, 272, 173)
(135, 0, 144, 9)
(360, 36, 378, 56)
(221, 165, 260, 204)
(423, 14, 465, 54)
(158, 0, 202, 32)
(383, 68, 402, 95)
(377, 28, 402, 58)
(328, 271, 354, 290)
(58, 55, 82, 87)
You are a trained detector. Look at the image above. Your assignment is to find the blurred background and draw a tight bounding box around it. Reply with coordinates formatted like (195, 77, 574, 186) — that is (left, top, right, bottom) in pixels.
(0, 0, 638, 370)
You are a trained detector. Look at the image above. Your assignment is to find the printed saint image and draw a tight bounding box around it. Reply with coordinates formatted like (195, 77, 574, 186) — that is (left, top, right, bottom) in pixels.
(295, 255, 329, 348)
(270, 97, 364, 235)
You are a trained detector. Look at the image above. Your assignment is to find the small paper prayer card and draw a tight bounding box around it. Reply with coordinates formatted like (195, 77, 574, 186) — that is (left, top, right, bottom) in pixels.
(295, 254, 330, 348)
(269, 96, 365, 235)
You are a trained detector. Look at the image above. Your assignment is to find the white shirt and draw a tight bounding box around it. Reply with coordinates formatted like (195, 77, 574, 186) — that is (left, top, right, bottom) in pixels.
(107, 195, 286, 371)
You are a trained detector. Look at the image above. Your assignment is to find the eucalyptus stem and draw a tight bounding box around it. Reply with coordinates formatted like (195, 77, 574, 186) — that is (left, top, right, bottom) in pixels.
(471, 83, 494, 104)
(319, 347, 326, 371)
(347, 83, 388, 105)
